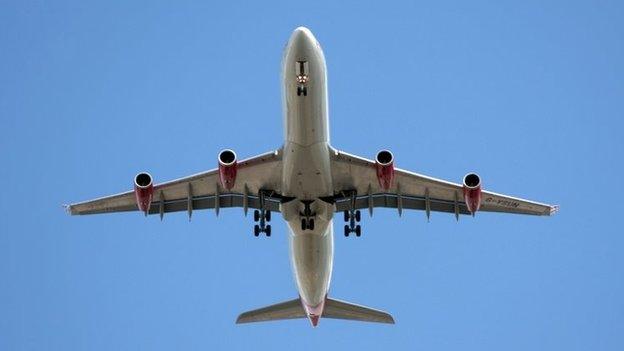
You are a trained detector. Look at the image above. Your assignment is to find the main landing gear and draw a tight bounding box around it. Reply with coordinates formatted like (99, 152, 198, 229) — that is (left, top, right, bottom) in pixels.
(253, 209, 271, 237)
(343, 210, 362, 237)
(300, 200, 315, 231)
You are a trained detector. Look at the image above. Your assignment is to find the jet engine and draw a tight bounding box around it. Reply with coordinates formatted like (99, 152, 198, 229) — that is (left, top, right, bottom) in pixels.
(134, 172, 154, 215)
(218, 149, 238, 190)
(375, 150, 395, 191)
(462, 172, 482, 214)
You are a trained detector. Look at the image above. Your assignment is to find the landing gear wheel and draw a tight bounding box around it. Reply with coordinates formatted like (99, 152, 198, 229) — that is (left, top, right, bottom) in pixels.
(344, 210, 349, 222)
(265, 225, 271, 237)
(301, 218, 307, 231)
(302, 87, 307, 96)
(355, 225, 361, 237)
(344, 225, 350, 237)
(297, 86, 302, 96)
(254, 225, 260, 237)
(308, 219, 315, 231)
(355, 210, 361, 222)
(265, 211, 271, 222)
(253, 210, 260, 222)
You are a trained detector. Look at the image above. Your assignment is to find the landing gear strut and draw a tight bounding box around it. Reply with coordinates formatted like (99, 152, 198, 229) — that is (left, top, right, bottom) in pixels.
(343, 209, 362, 237)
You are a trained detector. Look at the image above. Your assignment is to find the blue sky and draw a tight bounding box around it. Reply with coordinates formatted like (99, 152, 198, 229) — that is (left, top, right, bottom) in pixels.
(1, 0, 623, 350)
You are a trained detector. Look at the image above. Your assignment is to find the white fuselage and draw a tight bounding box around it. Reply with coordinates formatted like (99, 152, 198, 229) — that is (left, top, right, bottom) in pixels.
(281, 27, 333, 317)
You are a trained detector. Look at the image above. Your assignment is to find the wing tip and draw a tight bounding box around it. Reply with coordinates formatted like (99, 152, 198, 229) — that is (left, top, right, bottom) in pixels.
(549, 205, 560, 216)
(380, 314, 396, 324)
(235, 311, 257, 324)
(62, 204, 74, 215)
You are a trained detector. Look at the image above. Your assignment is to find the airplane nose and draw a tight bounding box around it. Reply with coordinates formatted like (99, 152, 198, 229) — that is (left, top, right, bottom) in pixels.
(289, 26, 316, 48)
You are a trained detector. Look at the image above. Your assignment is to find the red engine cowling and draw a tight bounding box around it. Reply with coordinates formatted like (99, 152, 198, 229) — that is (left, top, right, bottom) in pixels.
(462, 173, 482, 214)
(375, 150, 395, 190)
(134, 172, 154, 215)
(218, 149, 237, 190)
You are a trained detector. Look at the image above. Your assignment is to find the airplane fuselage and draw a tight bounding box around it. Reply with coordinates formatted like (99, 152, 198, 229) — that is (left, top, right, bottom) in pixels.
(281, 27, 333, 322)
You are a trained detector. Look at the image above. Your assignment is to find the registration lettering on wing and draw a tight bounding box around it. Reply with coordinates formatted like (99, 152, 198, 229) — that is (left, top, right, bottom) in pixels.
(484, 197, 520, 208)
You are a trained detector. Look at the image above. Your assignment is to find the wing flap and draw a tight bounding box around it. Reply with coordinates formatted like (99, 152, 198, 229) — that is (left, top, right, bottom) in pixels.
(146, 194, 282, 215)
(334, 193, 471, 215)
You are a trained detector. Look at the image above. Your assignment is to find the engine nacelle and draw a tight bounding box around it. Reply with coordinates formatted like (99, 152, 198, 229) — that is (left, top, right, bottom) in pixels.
(134, 172, 154, 215)
(462, 172, 482, 214)
(218, 149, 238, 190)
(375, 150, 395, 191)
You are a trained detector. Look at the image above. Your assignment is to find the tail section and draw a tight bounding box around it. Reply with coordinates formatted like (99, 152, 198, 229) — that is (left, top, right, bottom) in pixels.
(236, 297, 394, 326)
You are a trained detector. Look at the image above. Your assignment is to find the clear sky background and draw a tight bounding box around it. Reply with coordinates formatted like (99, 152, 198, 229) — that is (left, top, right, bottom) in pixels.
(1, 1, 623, 350)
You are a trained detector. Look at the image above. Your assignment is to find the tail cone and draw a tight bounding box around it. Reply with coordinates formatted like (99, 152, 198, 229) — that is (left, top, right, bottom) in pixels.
(309, 314, 320, 327)
(303, 299, 325, 328)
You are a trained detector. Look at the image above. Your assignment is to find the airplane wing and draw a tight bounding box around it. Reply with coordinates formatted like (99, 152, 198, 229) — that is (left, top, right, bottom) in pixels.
(67, 149, 285, 217)
(329, 148, 558, 217)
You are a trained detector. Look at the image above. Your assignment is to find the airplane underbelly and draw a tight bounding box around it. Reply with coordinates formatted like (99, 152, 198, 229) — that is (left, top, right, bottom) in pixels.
(281, 141, 334, 235)
(282, 140, 334, 307)
(282, 141, 333, 199)
(281, 26, 334, 311)
(289, 222, 334, 307)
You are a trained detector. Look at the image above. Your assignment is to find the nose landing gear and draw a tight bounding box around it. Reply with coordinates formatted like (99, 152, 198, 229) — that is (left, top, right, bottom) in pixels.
(343, 210, 362, 237)
(296, 61, 309, 96)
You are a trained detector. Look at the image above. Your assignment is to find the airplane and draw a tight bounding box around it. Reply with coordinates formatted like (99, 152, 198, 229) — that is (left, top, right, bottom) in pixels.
(67, 27, 558, 327)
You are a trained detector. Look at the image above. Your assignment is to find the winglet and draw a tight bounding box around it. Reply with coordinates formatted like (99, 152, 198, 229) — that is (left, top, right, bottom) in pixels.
(549, 205, 560, 215)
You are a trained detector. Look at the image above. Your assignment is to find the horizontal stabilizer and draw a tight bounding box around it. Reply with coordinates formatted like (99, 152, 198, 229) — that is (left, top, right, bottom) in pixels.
(236, 298, 306, 324)
(323, 298, 395, 324)
(236, 297, 394, 325)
